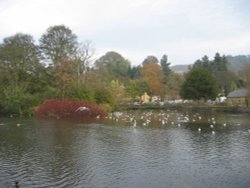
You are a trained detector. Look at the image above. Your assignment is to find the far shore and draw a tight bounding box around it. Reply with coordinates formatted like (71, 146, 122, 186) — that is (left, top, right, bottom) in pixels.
(126, 103, 250, 113)
(1, 104, 250, 118)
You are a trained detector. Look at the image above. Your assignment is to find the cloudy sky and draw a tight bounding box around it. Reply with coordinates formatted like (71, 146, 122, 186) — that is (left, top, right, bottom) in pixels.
(0, 0, 250, 65)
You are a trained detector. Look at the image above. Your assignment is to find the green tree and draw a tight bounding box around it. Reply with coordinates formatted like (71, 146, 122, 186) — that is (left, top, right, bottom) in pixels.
(160, 54, 171, 83)
(128, 65, 141, 79)
(193, 53, 238, 95)
(2, 84, 32, 116)
(126, 80, 150, 100)
(95, 51, 131, 81)
(193, 55, 210, 70)
(211, 53, 228, 71)
(180, 67, 218, 101)
(39, 25, 78, 66)
(241, 63, 250, 89)
(40, 25, 91, 99)
(0, 33, 40, 85)
(0, 33, 48, 115)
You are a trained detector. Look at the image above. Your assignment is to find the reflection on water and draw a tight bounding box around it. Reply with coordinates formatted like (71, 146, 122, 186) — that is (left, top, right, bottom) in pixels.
(0, 110, 250, 188)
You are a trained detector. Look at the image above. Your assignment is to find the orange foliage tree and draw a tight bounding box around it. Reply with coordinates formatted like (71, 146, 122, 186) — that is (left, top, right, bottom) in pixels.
(140, 63, 165, 96)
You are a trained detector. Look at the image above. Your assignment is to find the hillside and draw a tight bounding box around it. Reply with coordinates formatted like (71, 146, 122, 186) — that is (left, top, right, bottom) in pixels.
(170, 64, 190, 74)
(171, 55, 250, 74)
(226, 55, 250, 74)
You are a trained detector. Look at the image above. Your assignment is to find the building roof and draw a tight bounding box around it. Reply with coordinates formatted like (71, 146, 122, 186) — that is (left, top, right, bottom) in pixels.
(227, 89, 249, 98)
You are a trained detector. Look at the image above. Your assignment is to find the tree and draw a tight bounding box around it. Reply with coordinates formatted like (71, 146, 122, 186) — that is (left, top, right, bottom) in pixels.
(160, 54, 171, 83)
(140, 62, 165, 95)
(126, 79, 150, 100)
(165, 72, 184, 100)
(39, 25, 78, 66)
(128, 65, 141, 79)
(211, 53, 227, 72)
(142, 55, 159, 65)
(39, 25, 94, 99)
(241, 63, 250, 89)
(2, 84, 31, 116)
(192, 53, 238, 95)
(193, 55, 210, 70)
(0, 33, 40, 85)
(94, 51, 131, 81)
(0, 33, 47, 115)
(72, 41, 94, 85)
(180, 67, 218, 101)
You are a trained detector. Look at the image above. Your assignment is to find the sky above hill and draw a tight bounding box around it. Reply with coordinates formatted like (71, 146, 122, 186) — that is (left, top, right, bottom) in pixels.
(0, 0, 250, 65)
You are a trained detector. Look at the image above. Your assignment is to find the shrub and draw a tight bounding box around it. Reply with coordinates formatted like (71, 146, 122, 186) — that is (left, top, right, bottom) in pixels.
(34, 99, 107, 119)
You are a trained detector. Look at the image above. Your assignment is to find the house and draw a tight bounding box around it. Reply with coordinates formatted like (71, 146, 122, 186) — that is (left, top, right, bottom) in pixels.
(227, 89, 249, 107)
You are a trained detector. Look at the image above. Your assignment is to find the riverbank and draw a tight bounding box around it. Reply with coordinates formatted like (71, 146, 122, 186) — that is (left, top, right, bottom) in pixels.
(126, 103, 250, 113)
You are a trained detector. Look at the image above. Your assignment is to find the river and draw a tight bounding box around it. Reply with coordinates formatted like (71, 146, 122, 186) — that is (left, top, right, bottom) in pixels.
(0, 110, 250, 188)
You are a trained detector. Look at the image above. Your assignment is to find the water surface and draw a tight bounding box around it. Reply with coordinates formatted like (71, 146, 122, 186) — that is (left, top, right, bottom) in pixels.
(0, 110, 250, 188)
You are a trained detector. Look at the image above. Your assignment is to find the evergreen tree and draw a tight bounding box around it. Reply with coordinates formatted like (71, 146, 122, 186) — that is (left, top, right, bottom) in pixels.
(160, 54, 171, 83)
(180, 67, 218, 101)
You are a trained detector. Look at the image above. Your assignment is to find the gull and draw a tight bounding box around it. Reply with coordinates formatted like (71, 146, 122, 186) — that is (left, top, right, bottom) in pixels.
(133, 120, 137, 128)
(75, 106, 90, 112)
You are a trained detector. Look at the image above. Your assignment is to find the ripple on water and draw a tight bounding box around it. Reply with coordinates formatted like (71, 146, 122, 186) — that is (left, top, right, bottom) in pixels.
(0, 114, 250, 188)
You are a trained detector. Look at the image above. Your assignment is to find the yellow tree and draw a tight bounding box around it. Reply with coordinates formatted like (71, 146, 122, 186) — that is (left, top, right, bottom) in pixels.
(140, 62, 165, 96)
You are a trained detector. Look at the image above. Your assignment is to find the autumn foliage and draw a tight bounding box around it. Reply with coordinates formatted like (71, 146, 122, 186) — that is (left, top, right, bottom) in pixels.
(34, 99, 107, 119)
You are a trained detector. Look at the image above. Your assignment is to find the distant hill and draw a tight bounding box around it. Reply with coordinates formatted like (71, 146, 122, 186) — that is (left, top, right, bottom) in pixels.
(170, 64, 190, 74)
(171, 55, 250, 74)
(226, 55, 250, 74)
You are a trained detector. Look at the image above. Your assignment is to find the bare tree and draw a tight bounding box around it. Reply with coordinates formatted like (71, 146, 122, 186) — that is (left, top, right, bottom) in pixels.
(74, 41, 95, 85)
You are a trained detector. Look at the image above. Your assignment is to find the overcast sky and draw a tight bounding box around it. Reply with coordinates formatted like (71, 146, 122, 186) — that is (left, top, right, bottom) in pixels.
(0, 0, 250, 65)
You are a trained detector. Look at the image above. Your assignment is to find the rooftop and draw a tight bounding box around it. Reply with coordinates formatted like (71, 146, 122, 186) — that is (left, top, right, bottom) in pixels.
(227, 89, 249, 98)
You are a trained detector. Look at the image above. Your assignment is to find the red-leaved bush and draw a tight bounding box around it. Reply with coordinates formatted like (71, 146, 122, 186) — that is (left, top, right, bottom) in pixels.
(34, 99, 107, 119)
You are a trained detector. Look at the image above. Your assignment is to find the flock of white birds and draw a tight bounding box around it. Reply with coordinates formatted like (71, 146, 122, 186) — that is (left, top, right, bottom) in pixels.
(0, 110, 249, 134)
(107, 110, 250, 134)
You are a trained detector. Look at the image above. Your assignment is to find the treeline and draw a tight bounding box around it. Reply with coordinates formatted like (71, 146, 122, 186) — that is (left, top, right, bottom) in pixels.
(0, 25, 249, 116)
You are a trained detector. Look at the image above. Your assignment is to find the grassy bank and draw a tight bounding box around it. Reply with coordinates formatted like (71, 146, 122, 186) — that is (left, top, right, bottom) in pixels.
(124, 103, 250, 113)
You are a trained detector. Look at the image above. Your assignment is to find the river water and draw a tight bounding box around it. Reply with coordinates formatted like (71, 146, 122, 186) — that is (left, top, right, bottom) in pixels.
(0, 110, 250, 188)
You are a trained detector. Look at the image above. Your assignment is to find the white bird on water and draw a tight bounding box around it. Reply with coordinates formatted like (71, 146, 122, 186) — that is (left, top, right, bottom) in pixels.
(212, 131, 215, 135)
(133, 120, 137, 128)
(210, 124, 214, 129)
(198, 128, 201, 132)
